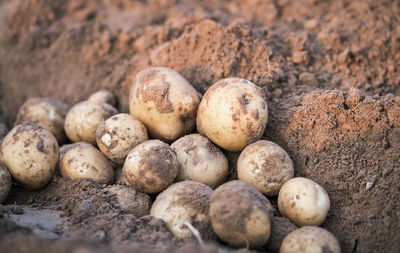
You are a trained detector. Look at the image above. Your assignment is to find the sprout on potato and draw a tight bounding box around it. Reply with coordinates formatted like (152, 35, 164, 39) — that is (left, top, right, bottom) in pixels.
(0, 162, 11, 203)
(88, 90, 117, 108)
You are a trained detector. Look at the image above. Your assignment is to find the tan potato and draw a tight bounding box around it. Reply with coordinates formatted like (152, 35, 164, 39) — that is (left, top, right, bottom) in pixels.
(278, 177, 330, 226)
(0, 162, 11, 203)
(88, 90, 117, 107)
(0, 122, 59, 190)
(280, 226, 341, 253)
(96, 113, 148, 165)
(197, 78, 268, 152)
(123, 139, 179, 193)
(210, 180, 273, 248)
(60, 142, 114, 184)
(237, 140, 294, 196)
(129, 67, 200, 142)
(15, 98, 69, 144)
(150, 181, 214, 240)
(171, 134, 228, 188)
(64, 100, 118, 145)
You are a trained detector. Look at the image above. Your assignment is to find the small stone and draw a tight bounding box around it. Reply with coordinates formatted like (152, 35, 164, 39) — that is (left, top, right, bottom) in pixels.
(11, 206, 24, 215)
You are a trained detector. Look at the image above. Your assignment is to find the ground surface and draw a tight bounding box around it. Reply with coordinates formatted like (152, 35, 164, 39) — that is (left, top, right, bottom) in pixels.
(0, 0, 399, 252)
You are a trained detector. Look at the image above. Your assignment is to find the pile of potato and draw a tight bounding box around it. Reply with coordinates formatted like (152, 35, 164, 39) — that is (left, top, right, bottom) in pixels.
(0, 67, 340, 252)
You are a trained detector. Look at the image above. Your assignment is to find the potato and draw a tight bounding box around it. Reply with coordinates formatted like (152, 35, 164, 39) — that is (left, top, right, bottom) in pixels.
(64, 100, 118, 145)
(0, 122, 59, 190)
(60, 142, 114, 184)
(197, 78, 268, 152)
(96, 113, 148, 165)
(15, 98, 69, 144)
(88, 90, 117, 108)
(150, 181, 214, 240)
(123, 139, 179, 193)
(210, 180, 273, 248)
(280, 226, 341, 253)
(278, 177, 330, 226)
(0, 162, 11, 203)
(237, 140, 294, 196)
(171, 134, 228, 188)
(129, 67, 200, 142)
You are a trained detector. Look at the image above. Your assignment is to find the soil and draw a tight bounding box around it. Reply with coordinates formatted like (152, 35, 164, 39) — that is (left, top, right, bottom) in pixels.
(0, 0, 399, 253)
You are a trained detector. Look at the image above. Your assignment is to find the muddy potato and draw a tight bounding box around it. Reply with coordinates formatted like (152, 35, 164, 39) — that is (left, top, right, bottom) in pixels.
(197, 78, 268, 152)
(60, 142, 114, 184)
(123, 140, 179, 193)
(0, 162, 11, 203)
(129, 67, 200, 142)
(278, 177, 330, 226)
(210, 180, 273, 248)
(88, 90, 117, 107)
(171, 134, 228, 188)
(96, 113, 148, 165)
(64, 100, 118, 145)
(151, 181, 214, 240)
(237, 140, 294, 196)
(0, 122, 59, 190)
(280, 226, 341, 253)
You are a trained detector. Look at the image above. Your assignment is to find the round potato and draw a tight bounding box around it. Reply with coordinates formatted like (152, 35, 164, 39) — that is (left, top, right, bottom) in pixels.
(123, 139, 179, 193)
(197, 78, 268, 152)
(0, 162, 11, 203)
(171, 134, 228, 188)
(96, 113, 148, 165)
(237, 140, 294, 196)
(129, 67, 200, 142)
(64, 100, 118, 145)
(88, 90, 117, 108)
(278, 177, 330, 226)
(60, 142, 114, 184)
(15, 98, 69, 144)
(280, 226, 341, 253)
(0, 122, 59, 190)
(151, 181, 214, 240)
(210, 180, 273, 248)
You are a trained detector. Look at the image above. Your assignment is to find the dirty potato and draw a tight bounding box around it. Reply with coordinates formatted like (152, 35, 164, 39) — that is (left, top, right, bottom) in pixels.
(0, 162, 11, 203)
(88, 90, 118, 107)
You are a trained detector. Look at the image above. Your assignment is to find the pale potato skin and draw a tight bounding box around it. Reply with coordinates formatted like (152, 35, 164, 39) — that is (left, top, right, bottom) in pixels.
(237, 140, 294, 196)
(88, 90, 117, 107)
(0, 122, 59, 190)
(15, 98, 69, 144)
(96, 113, 148, 165)
(196, 78, 268, 152)
(278, 177, 330, 226)
(150, 181, 214, 240)
(123, 139, 179, 193)
(171, 134, 228, 188)
(280, 226, 341, 253)
(0, 162, 12, 203)
(64, 100, 118, 145)
(210, 180, 273, 248)
(60, 142, 114, 184)
(129, 67, 200, 142)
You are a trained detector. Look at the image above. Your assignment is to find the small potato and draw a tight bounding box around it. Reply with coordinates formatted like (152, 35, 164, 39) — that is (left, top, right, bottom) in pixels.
(96, 113, 148, 165)
(280, 226, 341, 253)
(0, 122, 59, 190)
(210, 180, 273, 248)
(151, 181, 214, 240)
(64, 100, 118, 145)
(197, 78, 268, 152)
(88, 90, 117, 107)
(129, 67, 200, 142)
(60, 142, 114, 184)
(15, 98, 69, 144)
(171, 134, 228, 188)
(237, 140, 294, 196)
(0, 162, 11, 203)
(123, 140, 179, 193)
(278, 177, 330, 226)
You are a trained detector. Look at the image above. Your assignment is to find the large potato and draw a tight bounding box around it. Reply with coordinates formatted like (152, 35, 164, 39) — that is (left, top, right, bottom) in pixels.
(0, 162, 11, 203)
(0, 122, 59, 190)
(129, 67, 200, 142)
(197, 78, 268, 152)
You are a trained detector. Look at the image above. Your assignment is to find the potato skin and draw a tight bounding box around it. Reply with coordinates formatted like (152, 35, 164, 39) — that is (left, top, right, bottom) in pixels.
(237, 140, 294, 196)
(171, 134, 228, 188)
(129, 67, 200, 142)
(0, 122, 59, 190)
(88, 90, 117, 108)
(96, 113, 148, 165)
(123, 140, 179, 193)
(150, 181, 214, 240)
(210, 180, 273, 248)
(0, 162, 11, 203)
(197, 78, 268, 152)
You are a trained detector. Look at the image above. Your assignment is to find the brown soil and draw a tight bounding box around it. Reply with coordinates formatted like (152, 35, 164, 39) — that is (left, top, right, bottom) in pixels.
(0, 0, 399, 253)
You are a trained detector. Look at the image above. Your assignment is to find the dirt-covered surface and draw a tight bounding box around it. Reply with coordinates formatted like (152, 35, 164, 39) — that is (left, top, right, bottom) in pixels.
(0, 0, 399, 252)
